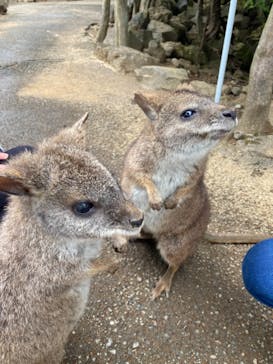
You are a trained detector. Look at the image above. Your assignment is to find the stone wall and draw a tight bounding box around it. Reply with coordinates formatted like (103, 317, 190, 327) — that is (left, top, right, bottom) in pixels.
(127, 0, 266, 72)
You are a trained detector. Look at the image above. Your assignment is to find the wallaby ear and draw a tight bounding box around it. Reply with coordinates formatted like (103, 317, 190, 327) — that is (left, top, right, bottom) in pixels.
(0, 166, 40, 196)
(71, 112, 89, 132)
(47, 112, 89, 148)
(134, 93, 164, 122)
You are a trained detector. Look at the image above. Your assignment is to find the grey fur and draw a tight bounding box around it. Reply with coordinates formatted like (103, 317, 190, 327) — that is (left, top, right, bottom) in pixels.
(0, 115, 143, 363)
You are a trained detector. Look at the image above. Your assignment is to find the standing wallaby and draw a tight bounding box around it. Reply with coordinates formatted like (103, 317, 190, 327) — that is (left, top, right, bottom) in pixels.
(0, 114, 143, 364)
(113, 86, 237, 299)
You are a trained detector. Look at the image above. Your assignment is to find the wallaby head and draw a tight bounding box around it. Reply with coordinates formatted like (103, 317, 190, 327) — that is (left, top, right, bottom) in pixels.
(0, 113, 143, 240)
(134, 85, 237, 159)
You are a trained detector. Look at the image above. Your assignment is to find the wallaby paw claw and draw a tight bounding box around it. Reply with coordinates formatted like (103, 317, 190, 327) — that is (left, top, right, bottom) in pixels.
(151, 280, 170, 300)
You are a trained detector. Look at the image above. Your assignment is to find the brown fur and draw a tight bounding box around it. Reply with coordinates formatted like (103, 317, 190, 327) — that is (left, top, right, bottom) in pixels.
(0, 114, 143, 363)
(113, 87, 237, 299)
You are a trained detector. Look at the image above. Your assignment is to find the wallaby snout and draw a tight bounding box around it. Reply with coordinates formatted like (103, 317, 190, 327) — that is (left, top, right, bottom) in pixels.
(130, 216, 144, 228)
(222, 110, 236, 120)
(125, 200, 144, 229)
(111, 199, 144, 235)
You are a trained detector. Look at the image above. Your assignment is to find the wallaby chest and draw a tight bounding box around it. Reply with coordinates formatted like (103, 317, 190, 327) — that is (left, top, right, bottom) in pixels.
(152, 153, 194, 200)
(131, 153, 195, 211)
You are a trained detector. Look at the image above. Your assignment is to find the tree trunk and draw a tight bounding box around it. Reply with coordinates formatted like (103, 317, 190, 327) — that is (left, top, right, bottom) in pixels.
(115, 0, 129, 46)
(196, 0, 203, 40)
(96, 0, 111, 43)
(239, 5, 273, 134)
(140, 0, 152, 12)
(133, 0, 141, 15)
(0, 0, 8, 14)
(206, 0, 221, 39)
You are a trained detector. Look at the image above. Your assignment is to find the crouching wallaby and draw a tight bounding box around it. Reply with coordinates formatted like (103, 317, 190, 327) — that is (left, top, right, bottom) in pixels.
(0, 114, 143, 364)
(113, 86, 237, 299)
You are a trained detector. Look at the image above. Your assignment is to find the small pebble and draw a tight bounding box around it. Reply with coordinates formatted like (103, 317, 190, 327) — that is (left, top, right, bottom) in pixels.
(106, 338, 112, 348)
(132, 342, 140, 349)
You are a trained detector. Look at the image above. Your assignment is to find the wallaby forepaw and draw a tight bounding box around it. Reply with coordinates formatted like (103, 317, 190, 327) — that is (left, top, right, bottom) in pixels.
(88, 256, 121, 277)
(164, 198, 177, 209)
(149, 196, 163, 211)
(113, 242, 128, 253)
(150, 202, 162, 210)
(112, 236, 128, 253)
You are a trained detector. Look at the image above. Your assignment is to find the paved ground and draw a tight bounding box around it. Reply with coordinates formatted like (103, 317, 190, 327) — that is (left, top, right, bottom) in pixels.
(0, 2, 273, 364)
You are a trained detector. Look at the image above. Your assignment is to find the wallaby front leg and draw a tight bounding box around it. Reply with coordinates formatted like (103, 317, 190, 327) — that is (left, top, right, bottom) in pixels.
(164, 166, 204, 209)
(164, 184, 193, 209)
(152, 264, 180, 300)
(135, 174, 163, 210)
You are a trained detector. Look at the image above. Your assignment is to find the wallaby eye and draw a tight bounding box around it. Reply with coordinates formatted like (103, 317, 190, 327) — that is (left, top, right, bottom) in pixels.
(180, 109, 196, 119)
(72, 201, 95, 217)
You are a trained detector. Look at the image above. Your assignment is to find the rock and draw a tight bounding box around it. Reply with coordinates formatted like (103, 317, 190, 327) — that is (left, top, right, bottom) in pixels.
(128, 29, 144, 51)
(132, 341, 140, 349)
(171, 58, 181, 68)
(224, 85, 232, 95)
(233, 69, 248, 81)
(147, 20, 178, 42)
(135, 65, 189, 90)
(172, 42, 184, 58)
(176, 0, 188, 12)
(155, 0, 178, 12)
(231, 86, 242, 97)
(234, 14, 250, 29)
(129, 11, 150, 30)
(171, 57, 192, 69)
(161, 41, 180, 57)
(190, 80, 216, 97)
(177, 12, 194, 30)
(183, 44, 207, 65)
(94, 44, 159, 74)
(175, 44, 207, 65)
(185, 1, 198, 19)
(206, 38, 224, 59)
(170, 57, 198, 73)
(128, 29, 153, 51)
(168, 16, 188, 42)
(148, 6, 172, 24)
(186, 24, 198, 43)
(231, 42, 253, 71)
(145, 40, 166, 62)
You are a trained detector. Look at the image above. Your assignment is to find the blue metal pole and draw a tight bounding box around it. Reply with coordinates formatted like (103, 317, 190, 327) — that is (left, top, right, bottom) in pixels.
(214, 0, 238, 103)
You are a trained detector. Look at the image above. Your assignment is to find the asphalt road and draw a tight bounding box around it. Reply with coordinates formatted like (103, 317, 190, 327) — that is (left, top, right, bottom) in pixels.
(0, 2, 272, 364)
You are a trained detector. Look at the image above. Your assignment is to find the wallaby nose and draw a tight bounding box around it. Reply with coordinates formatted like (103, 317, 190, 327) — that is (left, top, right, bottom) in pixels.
(222, 110, 236, 120)
(130, 217, 144, 228)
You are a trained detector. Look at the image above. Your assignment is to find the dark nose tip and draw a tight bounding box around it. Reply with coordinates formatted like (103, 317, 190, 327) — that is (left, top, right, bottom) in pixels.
(130, 217, 144, 228)
(222, 110, 236, 120)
